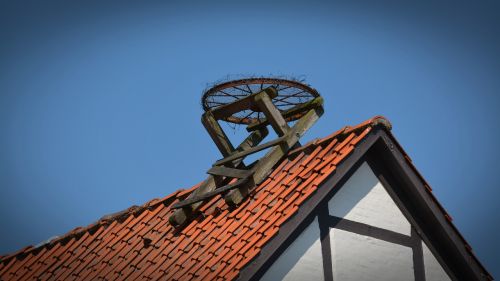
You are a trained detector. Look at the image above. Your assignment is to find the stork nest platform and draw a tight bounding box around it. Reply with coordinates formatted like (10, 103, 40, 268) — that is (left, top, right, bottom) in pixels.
(202, 78, 320, 125)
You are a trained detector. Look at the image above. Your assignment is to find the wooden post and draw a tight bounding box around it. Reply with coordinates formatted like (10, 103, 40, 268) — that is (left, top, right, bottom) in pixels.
(201, 111, 235, 157)
(254, 91, 290, 137)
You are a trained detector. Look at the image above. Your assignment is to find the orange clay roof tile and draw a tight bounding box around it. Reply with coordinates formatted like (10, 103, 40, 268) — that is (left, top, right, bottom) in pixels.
(2, 115, 483, 281)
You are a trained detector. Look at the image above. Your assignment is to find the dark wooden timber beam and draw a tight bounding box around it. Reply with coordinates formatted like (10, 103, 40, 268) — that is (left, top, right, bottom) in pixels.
(201, 111, 235, 157)
(254, 91, 290, 136)
(235, 127, 269, 153)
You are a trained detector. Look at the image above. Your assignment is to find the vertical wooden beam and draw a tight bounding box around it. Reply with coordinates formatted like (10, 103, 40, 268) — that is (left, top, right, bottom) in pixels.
(201, 111, 235, 157)
(254, 90, 290, 137)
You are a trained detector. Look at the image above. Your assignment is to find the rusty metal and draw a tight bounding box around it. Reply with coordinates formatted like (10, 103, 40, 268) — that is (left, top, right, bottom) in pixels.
(202, 78, 320, 125)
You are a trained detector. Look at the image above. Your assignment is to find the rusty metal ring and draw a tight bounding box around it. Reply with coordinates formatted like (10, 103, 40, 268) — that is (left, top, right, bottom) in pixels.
(202, 78, 320, 125)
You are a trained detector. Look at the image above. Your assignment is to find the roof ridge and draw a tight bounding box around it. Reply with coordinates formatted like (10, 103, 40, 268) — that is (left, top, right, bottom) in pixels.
(288, 115, 391, 157)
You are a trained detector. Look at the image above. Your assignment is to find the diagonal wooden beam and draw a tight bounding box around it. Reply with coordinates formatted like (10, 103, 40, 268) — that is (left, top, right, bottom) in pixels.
(212, 135, 287, 167)
(247, 97, 323, 132)
(254, 90, 290, 136)
(225, 106, 324, 205)
(201, 111, 235, 157)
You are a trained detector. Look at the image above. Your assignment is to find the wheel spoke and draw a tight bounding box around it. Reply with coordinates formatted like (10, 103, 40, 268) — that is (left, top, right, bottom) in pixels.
(232, 86, 253, 94)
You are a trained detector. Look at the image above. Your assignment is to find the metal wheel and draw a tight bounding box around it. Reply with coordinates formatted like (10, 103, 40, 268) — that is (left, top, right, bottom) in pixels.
(202, 78, 320, 124)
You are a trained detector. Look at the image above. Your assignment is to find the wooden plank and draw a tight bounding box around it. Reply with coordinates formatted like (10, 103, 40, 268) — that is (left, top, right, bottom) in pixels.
(254, 90, 290, 136)
(207, 166, 253, 179)
(211, 87, 278, 120)
(213, 135, 287, 167)
(201, 111, 234, 157)
(171, 178, 248, 209)
(247, 97, 324, 132)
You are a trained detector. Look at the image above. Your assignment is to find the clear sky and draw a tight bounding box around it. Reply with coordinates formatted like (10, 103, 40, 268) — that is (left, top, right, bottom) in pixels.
(1, 0, 499, 277)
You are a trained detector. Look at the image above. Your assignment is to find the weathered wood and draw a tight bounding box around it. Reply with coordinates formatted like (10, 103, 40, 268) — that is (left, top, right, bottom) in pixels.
(225, 106, 324, 205)
(168, 176, 215, 226)
(247, 97, 324, 132)
(255, 107, 323, 182)
(172, 178, 249, 209)
(213, 135, 287, 167)
(169, 127, 269, 226)
(170, 87, 320, 226)
(207, 166, 253, 179)
(211, 87, 278, 120)
(254, 91, 290, 136)
(235, 127, 268, 152)
(201, 111, 234, 157)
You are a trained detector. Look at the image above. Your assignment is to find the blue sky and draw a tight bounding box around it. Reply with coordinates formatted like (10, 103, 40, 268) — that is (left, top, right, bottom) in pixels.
(1, 0, 499, 276)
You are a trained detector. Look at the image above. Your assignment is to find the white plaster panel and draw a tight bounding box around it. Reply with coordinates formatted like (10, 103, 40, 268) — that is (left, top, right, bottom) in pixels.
(422, 241, 452, 281)
(328, 161, 411, 235)
(330, 228, 414, 281)
(260, 217, 324, 281)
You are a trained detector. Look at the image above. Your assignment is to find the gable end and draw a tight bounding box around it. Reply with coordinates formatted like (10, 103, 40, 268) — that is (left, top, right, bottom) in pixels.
(238, 127, 491, 281)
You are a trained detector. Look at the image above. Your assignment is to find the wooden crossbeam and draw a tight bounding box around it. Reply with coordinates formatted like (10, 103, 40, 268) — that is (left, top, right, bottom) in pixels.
(211, 87, 278, 120)
(207, 166, 253, 179)
(171, 178, 248, 209)
(213, 135, 287, 167)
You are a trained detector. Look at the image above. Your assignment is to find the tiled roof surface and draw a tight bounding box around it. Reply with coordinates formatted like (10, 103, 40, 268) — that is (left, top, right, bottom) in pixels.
(0, 116, 485, 281)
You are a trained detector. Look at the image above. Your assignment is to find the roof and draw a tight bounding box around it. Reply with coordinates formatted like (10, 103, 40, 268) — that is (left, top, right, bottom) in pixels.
(0, 116, 491, 281)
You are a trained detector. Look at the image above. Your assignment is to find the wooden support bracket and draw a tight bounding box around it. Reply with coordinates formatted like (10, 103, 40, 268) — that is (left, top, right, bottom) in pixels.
(225, 106, 324, 205)
(169, 85, 323, 227)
